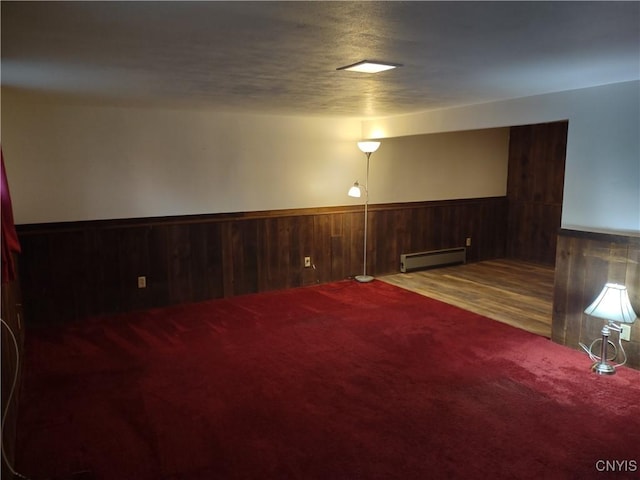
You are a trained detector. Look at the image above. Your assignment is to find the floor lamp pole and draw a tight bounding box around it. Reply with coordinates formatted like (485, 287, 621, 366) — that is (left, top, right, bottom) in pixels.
(356, 152, 374, 283)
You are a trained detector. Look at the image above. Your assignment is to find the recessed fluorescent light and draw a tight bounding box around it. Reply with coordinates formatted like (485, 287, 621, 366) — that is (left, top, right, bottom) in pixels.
(336, 60, 401, 74)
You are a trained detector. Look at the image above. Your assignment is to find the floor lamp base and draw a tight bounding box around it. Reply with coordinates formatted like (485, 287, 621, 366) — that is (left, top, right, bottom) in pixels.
(355, 275, 374, 283)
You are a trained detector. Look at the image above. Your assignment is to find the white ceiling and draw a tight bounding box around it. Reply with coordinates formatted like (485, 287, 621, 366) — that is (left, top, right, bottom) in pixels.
(2, 1, 639, 117)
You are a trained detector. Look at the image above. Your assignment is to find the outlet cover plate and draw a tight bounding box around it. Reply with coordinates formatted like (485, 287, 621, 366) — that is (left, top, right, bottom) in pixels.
(620, 324, 631, 342)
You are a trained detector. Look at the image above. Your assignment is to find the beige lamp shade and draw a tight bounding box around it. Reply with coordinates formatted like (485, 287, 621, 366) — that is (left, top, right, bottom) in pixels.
(584, 283, 638, 324)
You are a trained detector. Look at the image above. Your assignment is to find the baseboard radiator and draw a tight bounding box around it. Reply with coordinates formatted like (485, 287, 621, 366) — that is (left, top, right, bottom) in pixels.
(400, 247, 466, 273)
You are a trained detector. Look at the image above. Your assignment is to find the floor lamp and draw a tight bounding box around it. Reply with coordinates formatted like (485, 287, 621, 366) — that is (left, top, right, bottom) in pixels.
(348, 140, 380, 283)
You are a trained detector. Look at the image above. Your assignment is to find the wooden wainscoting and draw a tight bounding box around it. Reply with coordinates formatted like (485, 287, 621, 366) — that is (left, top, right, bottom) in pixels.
(506, 121, 568, 266)
(553, 229, 640, 369)
(16, 197, 508, 325)
(1, 262, 24, 480)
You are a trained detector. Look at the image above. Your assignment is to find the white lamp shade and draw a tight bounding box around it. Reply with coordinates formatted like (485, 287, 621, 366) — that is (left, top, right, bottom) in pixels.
(357, 141, 381, 154)
(348, 183, 362, 198)
(584, 283, 638, 324)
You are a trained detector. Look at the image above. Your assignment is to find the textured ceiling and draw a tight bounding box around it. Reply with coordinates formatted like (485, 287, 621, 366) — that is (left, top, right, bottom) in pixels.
(2, 1, 639, 117)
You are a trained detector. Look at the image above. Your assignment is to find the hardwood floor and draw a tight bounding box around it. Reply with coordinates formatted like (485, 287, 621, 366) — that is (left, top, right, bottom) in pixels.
(380, 259, 555, 338)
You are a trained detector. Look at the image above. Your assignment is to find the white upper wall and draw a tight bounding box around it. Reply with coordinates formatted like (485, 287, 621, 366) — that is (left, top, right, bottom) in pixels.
(1, 93, 361, 223)
(367, 129, 508, 205)
(1, 90, 508, 224)
(5, 81, 636, 231)
(363, 81, 640, 234)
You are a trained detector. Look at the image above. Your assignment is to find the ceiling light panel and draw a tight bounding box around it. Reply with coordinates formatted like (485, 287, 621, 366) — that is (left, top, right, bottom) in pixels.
(337, 60, 401, 74)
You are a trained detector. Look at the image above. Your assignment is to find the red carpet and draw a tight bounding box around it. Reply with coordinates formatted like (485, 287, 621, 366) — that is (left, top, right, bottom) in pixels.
(15, 280, 640, 479)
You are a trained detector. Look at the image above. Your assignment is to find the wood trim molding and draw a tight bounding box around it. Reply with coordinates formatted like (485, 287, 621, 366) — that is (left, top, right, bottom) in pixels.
(16, 197, 507, 234)
(559, 228, 640, 244)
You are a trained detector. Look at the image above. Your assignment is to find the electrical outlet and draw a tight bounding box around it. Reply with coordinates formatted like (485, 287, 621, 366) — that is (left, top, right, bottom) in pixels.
(465, 237, 472, 247)
(137, 276, 147, 289)
(304, 256, 311, 268)
(620, 324, 631, 342)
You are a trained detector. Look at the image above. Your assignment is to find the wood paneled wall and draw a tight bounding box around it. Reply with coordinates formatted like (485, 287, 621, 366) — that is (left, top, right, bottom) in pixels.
(553, 229, 640, 369)
(507, 121, 568, 265)
(1, 262, 24, 480)
(17, 197, 507, 325)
